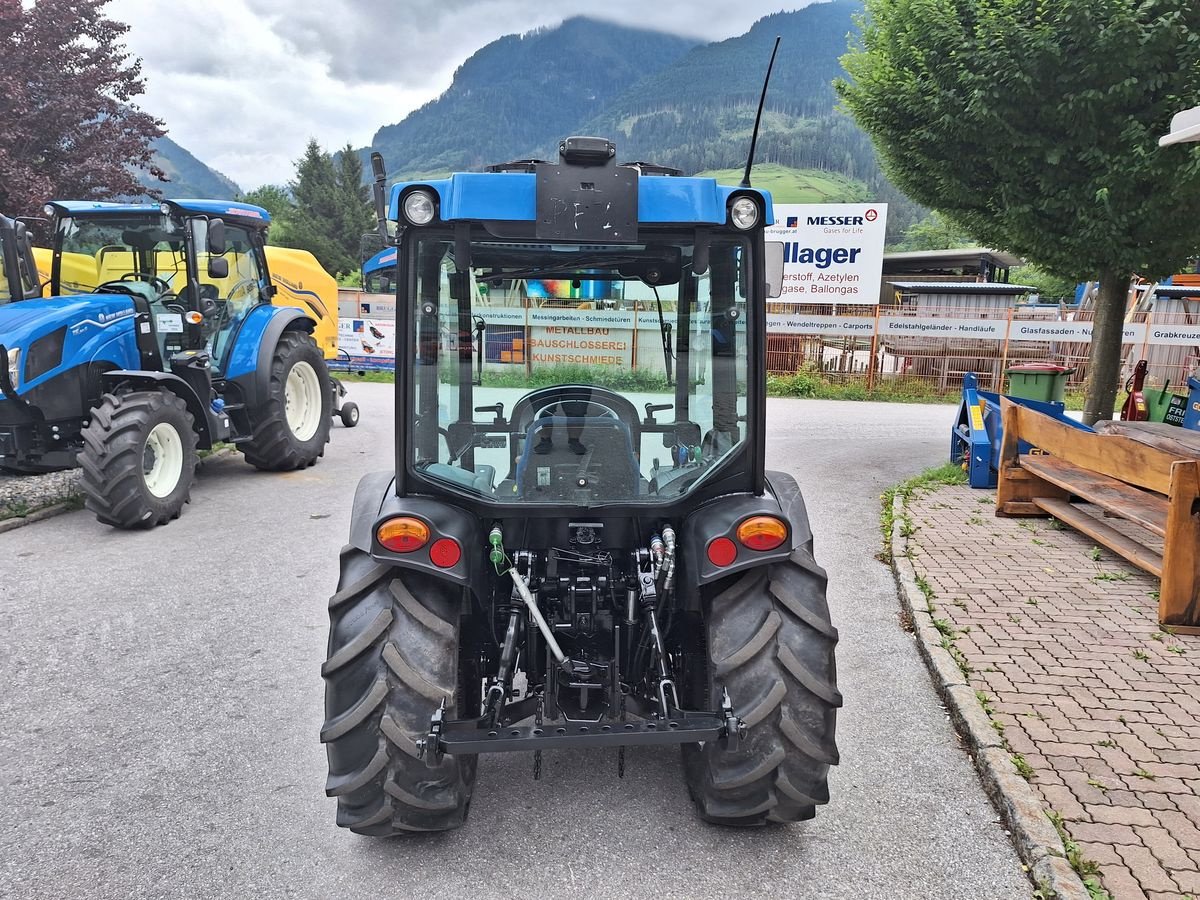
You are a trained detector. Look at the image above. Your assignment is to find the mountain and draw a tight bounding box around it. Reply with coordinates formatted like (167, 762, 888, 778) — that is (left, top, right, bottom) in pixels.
(365, 17, 698, 178)
(583, 2, 876, 178)
(141, 135, 241, 199)
(359, 4, 923, 239)
(695, 164, 871, 204)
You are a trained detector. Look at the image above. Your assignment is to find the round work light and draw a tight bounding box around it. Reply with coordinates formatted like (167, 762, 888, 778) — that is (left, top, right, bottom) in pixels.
(729, 197, 760, 230)
(402, 190, 437, 226)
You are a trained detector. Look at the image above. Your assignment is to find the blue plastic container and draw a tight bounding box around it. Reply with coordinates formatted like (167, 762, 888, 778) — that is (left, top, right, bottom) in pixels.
(1184, 376, 1200, 430)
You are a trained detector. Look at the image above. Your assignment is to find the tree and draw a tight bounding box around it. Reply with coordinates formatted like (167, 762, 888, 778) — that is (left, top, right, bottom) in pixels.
(280, 140, 373, 277)
(241, 184, 296, 245)
(0, 0, 165, 217)
(890, 212, 975, 252)
(838, 0, 1200, 423)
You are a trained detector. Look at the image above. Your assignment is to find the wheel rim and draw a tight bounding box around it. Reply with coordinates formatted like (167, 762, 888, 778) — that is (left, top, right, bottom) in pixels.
(284, 360, 323, 441)
(143, 422, 184, 499)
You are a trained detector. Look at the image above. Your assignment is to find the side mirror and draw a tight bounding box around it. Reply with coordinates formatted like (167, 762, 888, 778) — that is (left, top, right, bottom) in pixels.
(207, 218, 227, 255)
(208, 257, 229, 279)
(765, 241, 785, 299)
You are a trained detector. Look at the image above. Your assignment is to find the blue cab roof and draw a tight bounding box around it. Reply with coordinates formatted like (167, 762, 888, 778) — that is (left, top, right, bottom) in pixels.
(47, 199, 271, 226)
(387, 172, 773, 229)
(363, 247, 397, 274)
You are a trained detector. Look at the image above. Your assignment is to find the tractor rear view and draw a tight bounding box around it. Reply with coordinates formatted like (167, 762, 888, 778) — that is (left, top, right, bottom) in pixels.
(322, 137, 840, 834)
(0, 200, 335, 525)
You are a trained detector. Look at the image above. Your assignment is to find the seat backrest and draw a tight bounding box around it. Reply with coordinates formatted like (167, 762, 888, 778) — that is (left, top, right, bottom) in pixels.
(514, 416, 640, 499)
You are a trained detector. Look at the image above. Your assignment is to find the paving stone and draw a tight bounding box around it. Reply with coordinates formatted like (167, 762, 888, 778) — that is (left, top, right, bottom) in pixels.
(904, 486, 1200, 900)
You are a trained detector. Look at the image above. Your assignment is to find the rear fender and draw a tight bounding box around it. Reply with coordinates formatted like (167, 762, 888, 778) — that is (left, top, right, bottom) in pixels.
(348, 471, 478, 587)
(224, 305, 316, 410)
(678, 470, 814, 601)
(99, 370, 213, 449)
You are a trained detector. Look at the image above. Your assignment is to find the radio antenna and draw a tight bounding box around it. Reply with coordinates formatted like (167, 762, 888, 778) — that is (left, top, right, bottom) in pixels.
(740, 36, 781, 188)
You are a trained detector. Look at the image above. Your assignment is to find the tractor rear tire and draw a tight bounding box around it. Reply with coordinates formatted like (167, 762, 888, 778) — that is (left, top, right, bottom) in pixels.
(682, 549, 841, 825)
(239, 330, 331, 471)
(78, 391, 198, 529)
(322, 546, 476, 835)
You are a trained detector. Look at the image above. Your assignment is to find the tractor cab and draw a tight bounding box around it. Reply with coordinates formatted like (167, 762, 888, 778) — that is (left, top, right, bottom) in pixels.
(0, 213, 39, 304)
(45, 199, 273, 375)
(389, 140, 779, 509)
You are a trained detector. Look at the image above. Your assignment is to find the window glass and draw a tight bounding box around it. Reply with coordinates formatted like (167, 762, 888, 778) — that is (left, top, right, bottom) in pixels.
(408, 234, 750, 504)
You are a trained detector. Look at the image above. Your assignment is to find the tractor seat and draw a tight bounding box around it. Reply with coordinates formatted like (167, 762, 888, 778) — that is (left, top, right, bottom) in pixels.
(514, 416, 640, 499)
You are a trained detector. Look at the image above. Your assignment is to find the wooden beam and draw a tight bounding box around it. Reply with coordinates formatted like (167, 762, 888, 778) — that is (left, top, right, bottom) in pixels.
(1022, 456, 1169, 537)
(1005, 401, 1178, 495)
(1032, 498, 1164, 577)
(1161, 460, 1200, 628)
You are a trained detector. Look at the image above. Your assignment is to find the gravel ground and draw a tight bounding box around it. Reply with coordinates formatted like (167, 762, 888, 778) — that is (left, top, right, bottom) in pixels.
(0, 467, 80, 518)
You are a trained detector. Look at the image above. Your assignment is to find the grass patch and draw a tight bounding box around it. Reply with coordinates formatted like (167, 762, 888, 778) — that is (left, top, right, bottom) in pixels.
(880, 462, 969, 560)
(1011, 753, 1035, 780)
(1047, 810, 1111, 899)
(767, 368, 954, 403)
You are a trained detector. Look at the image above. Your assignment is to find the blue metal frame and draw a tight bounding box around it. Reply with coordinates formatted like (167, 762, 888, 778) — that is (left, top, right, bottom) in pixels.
(952, 372, 1093, 488)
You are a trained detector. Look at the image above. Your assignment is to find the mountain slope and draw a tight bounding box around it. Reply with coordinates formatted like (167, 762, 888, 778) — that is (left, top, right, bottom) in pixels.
(366, 17, 697, 177)
(584, 2, 873, 177)
(141, 135, 240, 199)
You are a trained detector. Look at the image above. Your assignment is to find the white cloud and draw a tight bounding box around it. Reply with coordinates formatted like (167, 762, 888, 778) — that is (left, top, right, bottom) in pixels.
(106, 0, 813, 189)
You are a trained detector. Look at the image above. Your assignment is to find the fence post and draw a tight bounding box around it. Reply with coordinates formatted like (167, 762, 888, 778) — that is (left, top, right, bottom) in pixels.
(867, 304, 881, 392)
(998, 306, 1014, 392)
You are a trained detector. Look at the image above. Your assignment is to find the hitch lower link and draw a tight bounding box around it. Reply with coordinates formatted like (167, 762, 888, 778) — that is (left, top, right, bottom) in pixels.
(416, 689, 747, 768)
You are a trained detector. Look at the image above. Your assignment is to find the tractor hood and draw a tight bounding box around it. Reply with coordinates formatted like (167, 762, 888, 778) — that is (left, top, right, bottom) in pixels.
(0, 295, 136, 351)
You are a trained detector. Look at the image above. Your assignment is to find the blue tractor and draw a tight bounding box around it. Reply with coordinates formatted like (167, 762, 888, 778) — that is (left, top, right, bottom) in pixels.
(361, 245, 396, 294)
(0, 199, 332, 527)
(322, 138, 840, 834)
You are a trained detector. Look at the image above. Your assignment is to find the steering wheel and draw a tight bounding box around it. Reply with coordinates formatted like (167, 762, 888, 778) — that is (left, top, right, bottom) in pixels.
(119, 273, 172, 294)
(532, 399, 618, 420)
(95, 274, 172, 297)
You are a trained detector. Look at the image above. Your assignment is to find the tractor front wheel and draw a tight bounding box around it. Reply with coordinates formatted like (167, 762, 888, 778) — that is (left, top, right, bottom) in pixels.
(78, 390, 198, 529)
(239, 330, 331, 470)
(322, 547, 476, 835)
(683, 549, 841, 825)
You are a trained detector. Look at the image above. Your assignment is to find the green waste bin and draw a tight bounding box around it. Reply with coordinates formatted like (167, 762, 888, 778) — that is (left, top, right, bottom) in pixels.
(1005, 364, 1075, 403)
(1143, 386, 1183, 423)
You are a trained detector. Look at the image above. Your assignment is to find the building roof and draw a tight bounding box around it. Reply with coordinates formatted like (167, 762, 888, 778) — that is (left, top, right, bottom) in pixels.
(891, 281, 1036, 295)
(1154, 285, 1200, 298)
(883, 247, 1024, 271)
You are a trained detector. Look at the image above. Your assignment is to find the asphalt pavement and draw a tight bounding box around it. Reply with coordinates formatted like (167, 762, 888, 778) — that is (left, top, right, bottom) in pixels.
(0, 384, 1031, 899)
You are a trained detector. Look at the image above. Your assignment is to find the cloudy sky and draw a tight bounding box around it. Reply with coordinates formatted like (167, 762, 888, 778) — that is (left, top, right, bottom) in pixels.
(106, 0, 814, 190)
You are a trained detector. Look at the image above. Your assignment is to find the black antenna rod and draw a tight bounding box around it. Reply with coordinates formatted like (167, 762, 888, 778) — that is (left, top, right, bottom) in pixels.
(741, 36, 781, 188)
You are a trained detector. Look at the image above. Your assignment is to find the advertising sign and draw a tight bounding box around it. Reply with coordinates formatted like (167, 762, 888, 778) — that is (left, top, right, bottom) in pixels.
(338, 318, 396, 370)
(765, 203, 888, 305)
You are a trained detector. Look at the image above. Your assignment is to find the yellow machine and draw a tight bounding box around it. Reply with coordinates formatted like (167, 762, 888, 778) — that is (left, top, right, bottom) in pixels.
(33, 244, 340, 361)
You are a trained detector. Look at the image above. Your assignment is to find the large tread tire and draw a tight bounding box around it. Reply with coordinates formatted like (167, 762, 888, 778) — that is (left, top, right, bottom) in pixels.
(238, 330, 332, 471)
(78, 391, 198, 529)
(683, 549, 841, 826)
(322, 546, 476, 835)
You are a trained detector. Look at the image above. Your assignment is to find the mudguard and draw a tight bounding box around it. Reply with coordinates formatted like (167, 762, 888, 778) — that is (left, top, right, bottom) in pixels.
(347, 470, 478, 587)
(99, 370, 213, 449)
(223, 305, 316, 411)
(678, 470, 814, 598)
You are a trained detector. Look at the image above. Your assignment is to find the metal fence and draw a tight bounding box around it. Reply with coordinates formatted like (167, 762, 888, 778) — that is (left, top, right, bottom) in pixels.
(765, 301, 1198, 397)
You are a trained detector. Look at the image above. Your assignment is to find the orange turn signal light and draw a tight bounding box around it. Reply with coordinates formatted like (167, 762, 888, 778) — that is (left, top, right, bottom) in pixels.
(736, 516, 788, 551)
(377, 517, 430, 552)
(185, 311, 204, 325)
